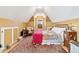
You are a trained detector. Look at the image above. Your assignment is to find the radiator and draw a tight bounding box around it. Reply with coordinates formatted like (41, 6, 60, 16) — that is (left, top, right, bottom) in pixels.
(70, 43, 79, 53)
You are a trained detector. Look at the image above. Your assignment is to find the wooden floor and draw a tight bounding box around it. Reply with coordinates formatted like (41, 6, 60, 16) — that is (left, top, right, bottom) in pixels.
(9, 36, 66, 53)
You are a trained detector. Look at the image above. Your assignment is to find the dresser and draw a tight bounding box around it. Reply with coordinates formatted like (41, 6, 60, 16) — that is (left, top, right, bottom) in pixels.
(64, 30, 77, 52)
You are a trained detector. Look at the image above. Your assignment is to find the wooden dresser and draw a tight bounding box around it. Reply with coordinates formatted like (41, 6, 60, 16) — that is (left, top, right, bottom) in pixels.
(63, 30, 77, 52)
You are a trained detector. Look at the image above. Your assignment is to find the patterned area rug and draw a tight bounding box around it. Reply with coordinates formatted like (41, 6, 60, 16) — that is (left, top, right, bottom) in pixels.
(9, 36, 65, 53)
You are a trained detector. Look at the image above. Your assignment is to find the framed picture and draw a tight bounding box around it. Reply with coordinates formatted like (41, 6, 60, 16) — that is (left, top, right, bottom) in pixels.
(37, 19, 43, 28)
(38, 24, 42, 28)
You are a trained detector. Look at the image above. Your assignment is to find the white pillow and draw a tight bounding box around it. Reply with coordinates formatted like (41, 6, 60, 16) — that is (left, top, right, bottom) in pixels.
(51, 27, 66, 41)
(51, 27, 65, 34)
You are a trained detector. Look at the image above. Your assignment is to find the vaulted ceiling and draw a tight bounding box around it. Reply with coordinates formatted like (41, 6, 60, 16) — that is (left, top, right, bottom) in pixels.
(0, 6, 79, 22)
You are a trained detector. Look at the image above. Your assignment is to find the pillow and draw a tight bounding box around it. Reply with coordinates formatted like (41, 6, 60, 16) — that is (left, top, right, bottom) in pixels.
(48, 31, 58, 40)
(51, 27, 66, 34)
(42, 30, 47, 35)
(51, 27, 66, 41)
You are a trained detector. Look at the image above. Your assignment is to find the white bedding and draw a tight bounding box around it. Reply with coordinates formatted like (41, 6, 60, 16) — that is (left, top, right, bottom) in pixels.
(42, 27, 66, 45)
(52, 27, 65, 40)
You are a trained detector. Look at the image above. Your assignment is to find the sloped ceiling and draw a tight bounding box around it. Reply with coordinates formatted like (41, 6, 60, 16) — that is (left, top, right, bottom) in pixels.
(0, 6, 35, 22)
(0, 6, 79, 22)
(45, 6, 79, 22)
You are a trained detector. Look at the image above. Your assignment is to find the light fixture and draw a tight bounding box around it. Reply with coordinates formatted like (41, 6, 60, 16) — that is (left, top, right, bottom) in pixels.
(37, 6, 43, 9)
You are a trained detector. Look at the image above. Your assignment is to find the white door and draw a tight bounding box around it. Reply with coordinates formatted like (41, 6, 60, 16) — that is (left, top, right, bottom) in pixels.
(0, 28, 4, 52)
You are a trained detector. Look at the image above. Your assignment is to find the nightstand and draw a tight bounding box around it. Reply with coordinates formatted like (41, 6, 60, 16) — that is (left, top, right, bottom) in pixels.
(63, 30, 77, 52)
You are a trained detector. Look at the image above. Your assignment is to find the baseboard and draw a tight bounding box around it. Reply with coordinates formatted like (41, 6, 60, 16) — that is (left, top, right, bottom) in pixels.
(3, 40, 21, 53)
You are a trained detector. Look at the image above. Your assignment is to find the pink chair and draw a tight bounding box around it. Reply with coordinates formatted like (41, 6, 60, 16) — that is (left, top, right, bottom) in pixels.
(32, 29, 43, 45)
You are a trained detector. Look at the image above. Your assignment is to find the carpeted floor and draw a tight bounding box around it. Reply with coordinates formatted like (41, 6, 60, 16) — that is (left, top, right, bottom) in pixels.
(9, 36, 66, 53)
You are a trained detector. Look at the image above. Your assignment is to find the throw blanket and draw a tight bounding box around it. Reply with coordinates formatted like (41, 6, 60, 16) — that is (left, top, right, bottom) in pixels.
(33, 29, 43, 44)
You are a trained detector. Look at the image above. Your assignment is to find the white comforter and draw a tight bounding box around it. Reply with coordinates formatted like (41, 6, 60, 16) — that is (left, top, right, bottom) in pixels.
(42, 27, 66, 45)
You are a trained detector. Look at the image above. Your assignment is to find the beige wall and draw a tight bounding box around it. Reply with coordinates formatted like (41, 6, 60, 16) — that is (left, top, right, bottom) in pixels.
(26, 16, 34, 27)
(4, 29, 12, 46)
(0, 29, 1, 43)
(14, 28, 18, 42)
(0, 18, 20, 48)
(25, 16, 54, 30)
(0, 18, 18, 27)
(18, 22, 27, 31)
(46, 16, 53, 27)
(58, 18, 79, 42)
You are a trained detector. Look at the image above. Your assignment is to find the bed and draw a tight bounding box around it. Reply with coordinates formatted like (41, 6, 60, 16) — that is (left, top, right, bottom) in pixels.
(42, 26, 67, 45)
(33, 24, 68, 45)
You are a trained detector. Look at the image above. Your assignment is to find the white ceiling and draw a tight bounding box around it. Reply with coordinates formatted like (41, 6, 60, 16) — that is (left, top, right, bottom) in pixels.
(0, 6, 79, 22)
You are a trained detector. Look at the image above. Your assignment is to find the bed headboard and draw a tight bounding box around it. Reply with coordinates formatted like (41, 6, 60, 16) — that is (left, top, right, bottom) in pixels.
(53, 24, 69, 28)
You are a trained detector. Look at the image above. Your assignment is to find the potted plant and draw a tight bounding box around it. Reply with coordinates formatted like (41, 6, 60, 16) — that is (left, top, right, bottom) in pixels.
(6, 44, 10, 49)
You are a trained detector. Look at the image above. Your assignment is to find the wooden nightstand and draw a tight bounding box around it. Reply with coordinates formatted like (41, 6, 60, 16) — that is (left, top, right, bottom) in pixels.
(63, 30, 77, 52)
